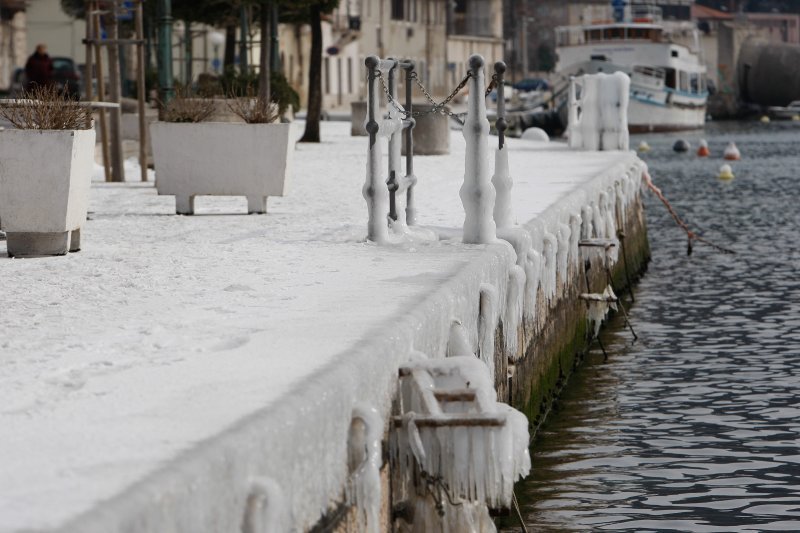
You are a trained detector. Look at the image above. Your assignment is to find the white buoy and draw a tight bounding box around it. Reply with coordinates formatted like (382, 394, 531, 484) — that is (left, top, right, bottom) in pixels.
(718, 164, 734, 180)
(520, 127, 549, 142)
(637, 140, 651, 152)
(723, 141, 741, 161)
(760, 115, 770, 123)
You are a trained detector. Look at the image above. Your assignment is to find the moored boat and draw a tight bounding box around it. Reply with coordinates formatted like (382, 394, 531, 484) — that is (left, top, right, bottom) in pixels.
(555, 2, 708, 133)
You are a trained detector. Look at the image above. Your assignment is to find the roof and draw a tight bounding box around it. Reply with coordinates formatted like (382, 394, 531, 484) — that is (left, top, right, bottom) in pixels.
(691, 4, 734, 20)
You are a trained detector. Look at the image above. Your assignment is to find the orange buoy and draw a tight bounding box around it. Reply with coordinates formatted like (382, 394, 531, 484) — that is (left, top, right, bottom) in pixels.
(723, 141, 741, 161)
(697, 139, 710, 157)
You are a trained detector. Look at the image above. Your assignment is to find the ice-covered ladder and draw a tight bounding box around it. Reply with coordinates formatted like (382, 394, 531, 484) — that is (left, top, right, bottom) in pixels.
(390, 356, 530, 532)
(578, 238, 637, 359)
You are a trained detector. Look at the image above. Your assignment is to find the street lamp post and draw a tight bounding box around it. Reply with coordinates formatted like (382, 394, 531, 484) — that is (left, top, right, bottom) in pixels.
(157, 0, 174, 106)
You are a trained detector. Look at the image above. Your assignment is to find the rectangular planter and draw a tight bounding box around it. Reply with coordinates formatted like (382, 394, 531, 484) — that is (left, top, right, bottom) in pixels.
(150, 122, 294, 215)
(0, 129, 96, 257)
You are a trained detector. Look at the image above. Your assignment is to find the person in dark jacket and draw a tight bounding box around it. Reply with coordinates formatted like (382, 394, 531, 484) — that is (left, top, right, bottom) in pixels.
(24, 44, 54, 91)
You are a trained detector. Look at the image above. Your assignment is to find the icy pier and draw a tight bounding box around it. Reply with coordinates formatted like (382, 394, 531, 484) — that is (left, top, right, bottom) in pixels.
(0, 121, 648, 532)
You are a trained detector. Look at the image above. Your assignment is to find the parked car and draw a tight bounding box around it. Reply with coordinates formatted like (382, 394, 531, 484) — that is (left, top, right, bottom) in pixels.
(513, 78, 550, 92)
(9, 57, 81, 99)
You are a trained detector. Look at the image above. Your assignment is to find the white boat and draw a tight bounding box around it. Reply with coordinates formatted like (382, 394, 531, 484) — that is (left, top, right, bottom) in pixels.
(555, 3, 708, 133)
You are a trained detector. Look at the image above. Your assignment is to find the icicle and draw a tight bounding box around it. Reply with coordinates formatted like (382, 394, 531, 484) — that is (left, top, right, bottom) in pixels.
(569, 213, 582, 272)
(447, 321, 474, 357)
(556, 222, 571, 284)
(580, 205, 594, 240)
(541, 233, 558, 300)
(347, 405, 384, 533)
(242, 478, 290, 533)
(523, 249, 542, 321)
(478, 284, 499, 382)
(503, 266, 526, 359)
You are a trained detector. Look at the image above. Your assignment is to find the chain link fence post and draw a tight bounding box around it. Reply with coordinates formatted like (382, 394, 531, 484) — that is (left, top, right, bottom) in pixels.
(387, 60, 401, 222)
(460, 54, 497, 244)
(364, 56, 389, 243)
(405, 63, 418, 225)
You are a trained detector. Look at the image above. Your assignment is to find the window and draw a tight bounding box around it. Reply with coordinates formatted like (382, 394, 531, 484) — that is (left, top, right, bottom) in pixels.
(391, 0, 404, 20)
(679, 71, 688, 92)
(347, 57, 353, 94)
(689, 72, 699, 94)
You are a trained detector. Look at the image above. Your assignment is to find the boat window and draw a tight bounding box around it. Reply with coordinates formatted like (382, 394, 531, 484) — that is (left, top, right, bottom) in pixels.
(603, 27, 624, 40)
(588, 29, 602, 41)
(679, 71, 688, 92)
(591, 54, 608, 62)
(690, 73, 699, 94)
(664, 68, 676, 89)
(671, 49, 679, 58)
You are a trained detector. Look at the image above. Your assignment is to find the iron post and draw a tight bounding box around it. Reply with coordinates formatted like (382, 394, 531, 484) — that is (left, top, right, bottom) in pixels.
(157, 0, 174, 106)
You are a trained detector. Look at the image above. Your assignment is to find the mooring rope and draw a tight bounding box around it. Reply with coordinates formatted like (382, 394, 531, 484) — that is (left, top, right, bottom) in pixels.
(643, 169, 736, 256)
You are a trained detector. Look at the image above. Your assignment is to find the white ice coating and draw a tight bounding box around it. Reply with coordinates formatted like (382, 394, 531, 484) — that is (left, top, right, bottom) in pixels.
(568, 72, 631, 151)
(241, 478, 290, 533)
(492, 146, 514, 230)
(556, 222, 572, 283)
(392, 356, 531, 516)
(1, 119, 647, 533)
(347, 405, 384, 533)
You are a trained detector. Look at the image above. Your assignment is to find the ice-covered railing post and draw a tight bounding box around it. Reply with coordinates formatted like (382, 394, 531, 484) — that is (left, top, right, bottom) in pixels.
(460, 54, 497, 244)
(567, 72, 630, 151)
(491, 61, 514, 230)
(404, 65, 418, 226)
(363, 55, 417, 243)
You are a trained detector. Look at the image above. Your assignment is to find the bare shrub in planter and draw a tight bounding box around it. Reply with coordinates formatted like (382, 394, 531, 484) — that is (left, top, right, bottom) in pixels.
(226, 88, 278, 124)
(162, 86, 215, 123)
(0, 85, 92, 130)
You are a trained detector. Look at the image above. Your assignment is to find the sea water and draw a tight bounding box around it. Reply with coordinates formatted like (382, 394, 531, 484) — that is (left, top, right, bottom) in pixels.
(502, 121, 800, 532)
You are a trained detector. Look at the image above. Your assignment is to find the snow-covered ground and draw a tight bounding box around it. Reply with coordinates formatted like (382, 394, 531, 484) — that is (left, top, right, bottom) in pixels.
(0, 121, 640, 532)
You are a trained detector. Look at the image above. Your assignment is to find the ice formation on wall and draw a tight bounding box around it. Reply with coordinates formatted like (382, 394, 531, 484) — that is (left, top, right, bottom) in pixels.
(478, 284, 499, 382)
(567, 72, 630, 151)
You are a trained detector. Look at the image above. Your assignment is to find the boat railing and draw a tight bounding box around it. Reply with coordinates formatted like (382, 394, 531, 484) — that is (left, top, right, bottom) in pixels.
(580, 3, 662, 25)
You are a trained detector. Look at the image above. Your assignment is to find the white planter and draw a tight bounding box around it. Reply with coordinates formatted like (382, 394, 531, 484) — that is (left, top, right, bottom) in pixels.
(0, 129, 96, 257)
(150, 122, 294, 215)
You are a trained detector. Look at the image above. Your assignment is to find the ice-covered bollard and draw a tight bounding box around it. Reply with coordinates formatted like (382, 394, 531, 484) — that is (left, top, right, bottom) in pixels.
(363, 56, 390, 244)
(567, 72, 630, 151)
(491, 61, 515, 230)
(460, 55, 497, 244)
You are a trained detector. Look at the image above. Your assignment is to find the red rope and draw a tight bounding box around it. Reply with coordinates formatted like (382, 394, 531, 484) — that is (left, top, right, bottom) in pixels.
(643, 169, 735, 255)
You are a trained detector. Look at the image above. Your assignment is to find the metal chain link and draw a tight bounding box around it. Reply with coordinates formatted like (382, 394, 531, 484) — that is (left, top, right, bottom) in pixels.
(376, 70, 409, 118)
(411, 71, 472, 124)
(374, 68, 499, 126)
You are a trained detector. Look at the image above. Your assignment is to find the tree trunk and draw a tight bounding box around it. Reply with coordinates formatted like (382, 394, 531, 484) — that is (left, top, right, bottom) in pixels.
(299, 4, 322, 143)
(224, 24, 236, 72)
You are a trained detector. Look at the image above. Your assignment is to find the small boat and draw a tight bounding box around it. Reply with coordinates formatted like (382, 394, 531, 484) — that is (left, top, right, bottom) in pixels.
(767, 101, 800, 120)
(554, 2, 708, 133)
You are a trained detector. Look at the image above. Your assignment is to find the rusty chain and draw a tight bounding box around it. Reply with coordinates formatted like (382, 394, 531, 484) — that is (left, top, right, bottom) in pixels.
(373, 68, 499, 126)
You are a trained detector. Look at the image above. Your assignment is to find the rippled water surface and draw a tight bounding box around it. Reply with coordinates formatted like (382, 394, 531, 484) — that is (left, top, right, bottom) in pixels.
(505, 122, 800, 532)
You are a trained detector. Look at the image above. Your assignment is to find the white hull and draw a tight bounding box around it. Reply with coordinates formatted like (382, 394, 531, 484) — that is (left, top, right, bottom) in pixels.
(628, 95, 705, 132)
